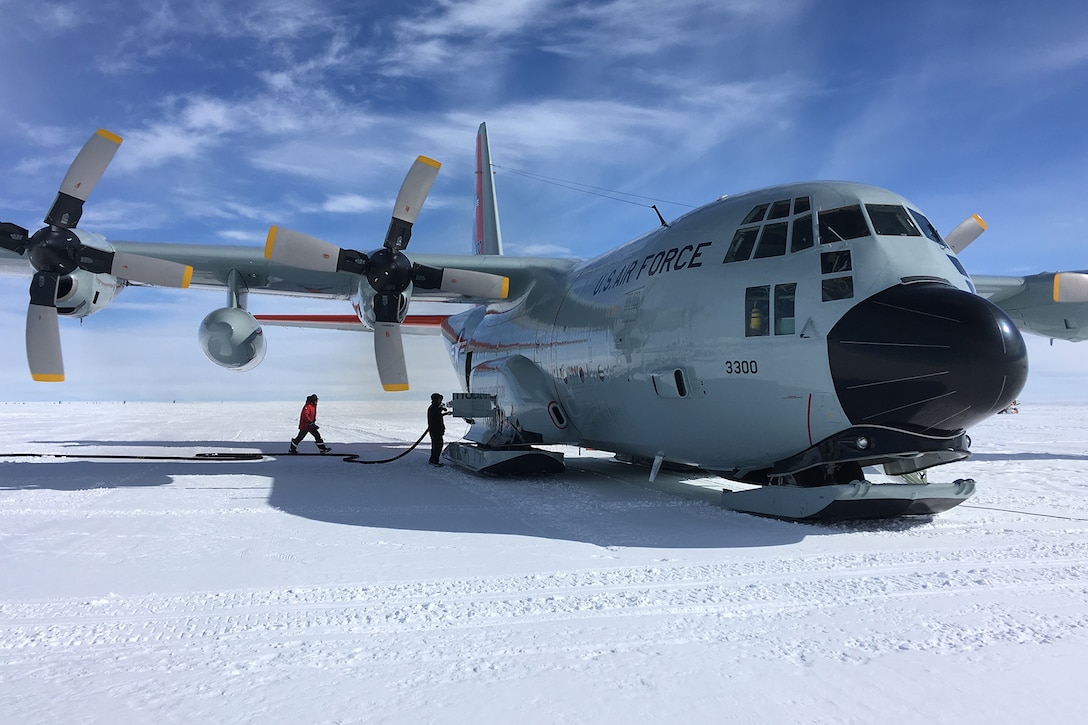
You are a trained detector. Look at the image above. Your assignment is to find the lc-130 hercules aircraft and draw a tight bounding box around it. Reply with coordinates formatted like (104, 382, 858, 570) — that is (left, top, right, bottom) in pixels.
(3, 125, 1087, 521)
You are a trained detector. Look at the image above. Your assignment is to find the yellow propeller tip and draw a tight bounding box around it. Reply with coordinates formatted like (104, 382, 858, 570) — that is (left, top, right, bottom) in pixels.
(96, 129, 123, 145)
(264, 226, 278, 260)
(181, 266, 194, 289)
(383, 383, 410, 392)
(32, 373, 65, 382)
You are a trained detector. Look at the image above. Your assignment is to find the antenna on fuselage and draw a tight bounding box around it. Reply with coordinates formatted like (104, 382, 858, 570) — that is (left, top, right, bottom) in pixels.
(652, 204, 669, 228)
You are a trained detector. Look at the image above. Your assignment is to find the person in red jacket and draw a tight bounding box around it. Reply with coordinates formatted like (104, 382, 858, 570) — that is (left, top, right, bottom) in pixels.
(289, 394, 330, 454)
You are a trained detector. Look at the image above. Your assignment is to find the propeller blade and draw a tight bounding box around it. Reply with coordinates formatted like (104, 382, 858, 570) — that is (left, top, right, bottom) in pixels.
(412, 264, 509, 299)
(374, 321, 409, 391)
(1, 222, 30, 254)
(264, 226, 369, 275)
(26, 273, 64, 382)
(1054, 272, 1088, 303)
(384, 156, 440, 251)
(944, 214, 986, 254)
(109, 251, 194, 288)
(76, 245, 193, 287)
(45, 129, 123, 229)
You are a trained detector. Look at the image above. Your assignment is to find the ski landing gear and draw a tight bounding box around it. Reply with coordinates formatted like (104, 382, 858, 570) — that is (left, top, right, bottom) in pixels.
(444, 442, 565, 475)
(720, 477, 976, 522)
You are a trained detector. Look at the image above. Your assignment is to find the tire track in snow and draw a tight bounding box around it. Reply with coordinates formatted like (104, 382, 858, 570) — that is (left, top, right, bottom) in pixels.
(2, 543, 1087, 657)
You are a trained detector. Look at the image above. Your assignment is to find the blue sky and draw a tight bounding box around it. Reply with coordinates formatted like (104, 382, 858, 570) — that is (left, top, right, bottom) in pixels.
(0, 0, 1085, 402)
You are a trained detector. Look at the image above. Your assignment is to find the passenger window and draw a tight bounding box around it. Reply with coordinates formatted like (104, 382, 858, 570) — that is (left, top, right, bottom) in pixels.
(867, 204, 921, 236)
(791, 214, 814, 252)
(768, 200, 791, 219)
(774, 284, 796, 335)
(745, 286, 770, 336)
(741, 204, 769, 225)
(793, 196, 811, 214)
(723, 227, 760, 263)
(819, 206, 870, 243)
(822, 276, 854, 301)
(753, 222, 788, 259)
(821, 250, 852, 274)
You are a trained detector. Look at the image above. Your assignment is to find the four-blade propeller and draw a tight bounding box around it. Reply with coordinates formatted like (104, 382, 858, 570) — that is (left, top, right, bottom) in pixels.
(0, 129, 194, 381)
(265, 156, 509, 391)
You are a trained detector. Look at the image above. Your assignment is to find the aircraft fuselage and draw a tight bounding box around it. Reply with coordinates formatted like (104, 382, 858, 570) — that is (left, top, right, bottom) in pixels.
(445, 181, 1027, 482)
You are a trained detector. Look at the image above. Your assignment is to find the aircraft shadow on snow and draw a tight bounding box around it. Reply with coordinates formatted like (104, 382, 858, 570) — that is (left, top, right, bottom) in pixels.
(0, 438, 926, 548)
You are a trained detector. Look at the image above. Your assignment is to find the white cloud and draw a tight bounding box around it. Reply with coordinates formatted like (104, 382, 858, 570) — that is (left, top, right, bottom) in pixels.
(114, 123, 221, 173)
(321, 194, 386, 214)
(218, 229, 265, 243)
(14, 1, 90, 33)
(513, 242, 575, 257)
(235, 0, 340, 39)
(79, 200, 171, 233)
(384, 0, 808, 76)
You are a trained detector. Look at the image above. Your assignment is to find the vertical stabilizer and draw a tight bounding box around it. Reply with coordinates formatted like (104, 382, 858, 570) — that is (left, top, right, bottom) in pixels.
(474, 123, 504, 255)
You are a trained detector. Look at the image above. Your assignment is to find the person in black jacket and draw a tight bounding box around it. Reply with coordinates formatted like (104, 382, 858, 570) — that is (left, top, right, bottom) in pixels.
(427, 393, 448, 466)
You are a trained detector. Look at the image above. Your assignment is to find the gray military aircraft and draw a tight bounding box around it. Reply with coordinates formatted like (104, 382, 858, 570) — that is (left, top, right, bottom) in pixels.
(1, 126, 1084, 521)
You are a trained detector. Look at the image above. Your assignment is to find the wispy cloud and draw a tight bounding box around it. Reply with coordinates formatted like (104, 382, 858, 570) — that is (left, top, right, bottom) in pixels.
(320, 194, 388, 214)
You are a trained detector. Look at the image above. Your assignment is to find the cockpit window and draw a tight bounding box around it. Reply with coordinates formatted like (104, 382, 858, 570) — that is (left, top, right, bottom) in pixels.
(818, 205, 870, 243)
(741, 203, 769, 225)
(753, 222, 788, 259)
(866, 204, 921, 237)
(909, 209, 948, 248)
(791, 214, 814, 252)
(767, 200, 791, 220)
(723, 227, 760, 263)
(793, 196, 811, 214)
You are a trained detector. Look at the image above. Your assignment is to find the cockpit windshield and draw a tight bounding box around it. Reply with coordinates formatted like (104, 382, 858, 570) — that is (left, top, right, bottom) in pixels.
(866, 204, 921, 237)
(818, 206, 870, 243)
(908, 209, 949, 249)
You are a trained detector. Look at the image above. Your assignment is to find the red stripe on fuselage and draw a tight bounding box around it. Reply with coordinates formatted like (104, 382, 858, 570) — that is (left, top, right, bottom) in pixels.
(256, 314, 448, 326)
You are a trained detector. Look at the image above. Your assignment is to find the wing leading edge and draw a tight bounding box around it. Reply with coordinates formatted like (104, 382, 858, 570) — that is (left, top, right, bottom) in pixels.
(973, 271, 1088, 342)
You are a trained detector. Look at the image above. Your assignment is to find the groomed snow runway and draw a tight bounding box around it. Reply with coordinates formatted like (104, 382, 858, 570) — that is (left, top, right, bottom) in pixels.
(1, 401, 1087, 723)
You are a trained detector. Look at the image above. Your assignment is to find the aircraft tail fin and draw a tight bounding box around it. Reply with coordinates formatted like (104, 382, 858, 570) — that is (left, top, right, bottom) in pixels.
(473, 123, 504, 255)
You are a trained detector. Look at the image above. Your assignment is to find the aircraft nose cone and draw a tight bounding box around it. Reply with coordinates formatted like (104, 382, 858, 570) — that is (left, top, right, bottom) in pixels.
(827, 283, 1027, 435)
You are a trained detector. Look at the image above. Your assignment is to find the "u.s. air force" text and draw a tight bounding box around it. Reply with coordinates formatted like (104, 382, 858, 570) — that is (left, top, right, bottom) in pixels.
(592, 241, 713, 295)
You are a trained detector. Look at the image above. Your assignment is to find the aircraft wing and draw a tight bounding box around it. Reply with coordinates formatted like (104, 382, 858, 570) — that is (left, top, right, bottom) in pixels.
(48, 241, 579, 303)
(971, 274, 1028, 304)
(5, 238, 576, 302)
(0, 247, 31, 276)
(973, 271, 1088, 342)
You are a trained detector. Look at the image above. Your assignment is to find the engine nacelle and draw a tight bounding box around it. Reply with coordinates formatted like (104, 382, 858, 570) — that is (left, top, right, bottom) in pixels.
(56, 267, 123, 317)
(351, 279, 413, 328)
(199, 307, 266, 371)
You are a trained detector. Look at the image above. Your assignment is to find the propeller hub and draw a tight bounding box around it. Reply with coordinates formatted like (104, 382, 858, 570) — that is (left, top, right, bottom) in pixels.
(366, 247, 413, 294)
(27, 226, 80, 275)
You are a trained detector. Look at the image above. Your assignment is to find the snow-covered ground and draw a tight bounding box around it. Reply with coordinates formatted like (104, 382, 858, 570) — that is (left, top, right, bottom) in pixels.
(1, 400, 1086, 724)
